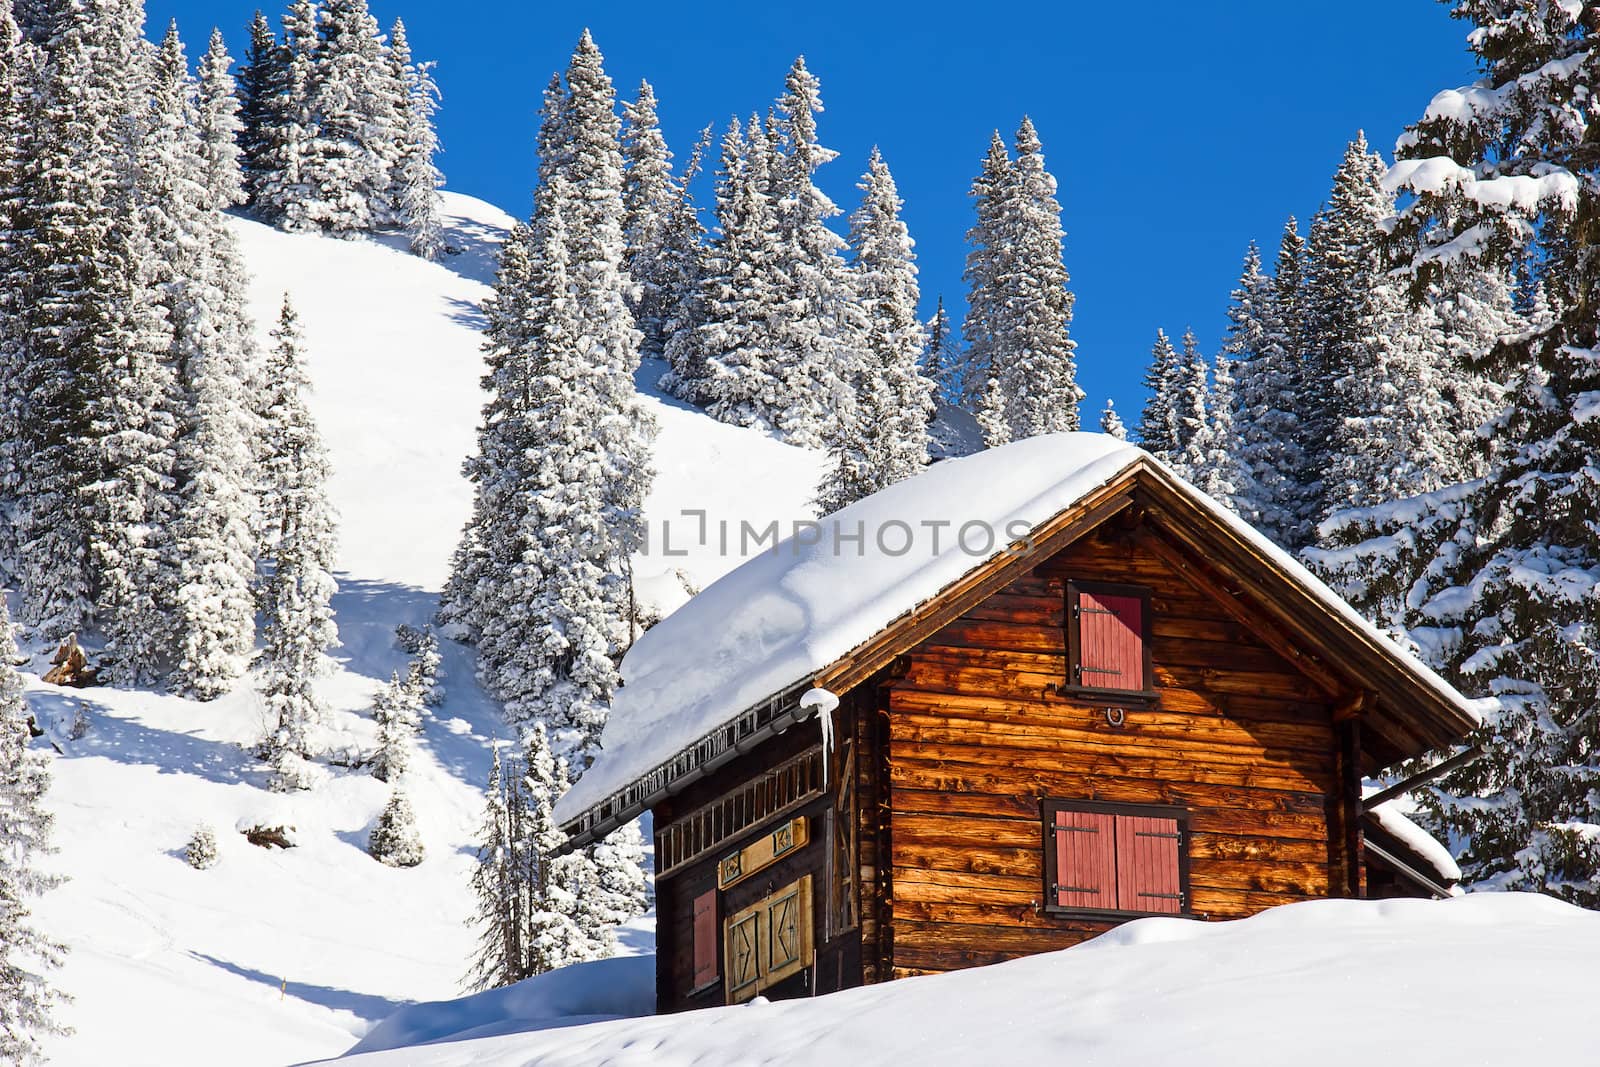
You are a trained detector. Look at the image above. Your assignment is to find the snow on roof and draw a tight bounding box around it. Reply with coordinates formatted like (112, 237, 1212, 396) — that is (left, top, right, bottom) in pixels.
(1366, 800, 1464, 887)
(557, 432, 1482, 826)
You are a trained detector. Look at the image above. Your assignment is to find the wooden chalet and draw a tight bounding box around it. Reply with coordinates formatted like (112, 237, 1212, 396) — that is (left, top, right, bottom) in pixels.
(555, 434, 1480, 1012)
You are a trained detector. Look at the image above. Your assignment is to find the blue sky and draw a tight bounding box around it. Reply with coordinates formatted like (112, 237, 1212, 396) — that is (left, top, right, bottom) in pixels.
(147, 0, 1478, 424)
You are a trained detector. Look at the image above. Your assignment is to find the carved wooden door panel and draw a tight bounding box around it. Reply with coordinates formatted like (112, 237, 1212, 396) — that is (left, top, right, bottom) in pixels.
(723, 874, 814, 1003)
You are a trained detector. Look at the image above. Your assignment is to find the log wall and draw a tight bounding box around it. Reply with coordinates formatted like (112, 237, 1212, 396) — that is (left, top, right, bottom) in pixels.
(884, 524, 1347, 976)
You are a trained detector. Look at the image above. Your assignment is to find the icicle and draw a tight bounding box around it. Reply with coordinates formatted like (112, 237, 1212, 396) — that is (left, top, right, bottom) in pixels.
(800, 687, 840, 786)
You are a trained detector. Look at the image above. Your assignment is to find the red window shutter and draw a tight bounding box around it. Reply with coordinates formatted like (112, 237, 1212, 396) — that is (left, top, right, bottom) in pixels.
(1115, 815, 1182, 914)
(1077, 591, 1145, 690)
(1053, 809, 1117, 910)
(692, 890, 718, 987)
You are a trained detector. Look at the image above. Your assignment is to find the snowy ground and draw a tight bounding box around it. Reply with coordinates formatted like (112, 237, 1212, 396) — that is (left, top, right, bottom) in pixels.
(327, 894, 1600, 1067)
(28, 192, 825, 1066)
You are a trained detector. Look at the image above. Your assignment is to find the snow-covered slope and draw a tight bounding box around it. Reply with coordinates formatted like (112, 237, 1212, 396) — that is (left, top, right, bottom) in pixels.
(29, 192, 825, 1066)
(331, 894, 1600, 1067)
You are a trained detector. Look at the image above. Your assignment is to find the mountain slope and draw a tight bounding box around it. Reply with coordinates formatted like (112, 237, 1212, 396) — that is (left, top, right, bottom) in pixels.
(29, 192, 825, 1066)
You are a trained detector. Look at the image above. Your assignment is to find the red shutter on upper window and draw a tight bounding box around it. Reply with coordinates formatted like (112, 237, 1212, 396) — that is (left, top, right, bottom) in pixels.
(1053, 808, 1117, 910)
(1115, 815, 1182, 914)
(1077, 591, 1145, 691)
(692, 890, 718, 987)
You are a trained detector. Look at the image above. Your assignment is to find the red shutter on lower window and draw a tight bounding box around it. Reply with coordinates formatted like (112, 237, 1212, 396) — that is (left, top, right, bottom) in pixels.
(1053, 809, 1117, 910)
(1077, 591, 1145, 691)
(692, 890, 718, 987)
(1114, 815, 1183, 914)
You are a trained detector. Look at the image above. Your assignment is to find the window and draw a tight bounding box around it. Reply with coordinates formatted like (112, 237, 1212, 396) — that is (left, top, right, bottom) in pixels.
(1065, 581, 1153, 698)
(1042, 800, 1187, 916)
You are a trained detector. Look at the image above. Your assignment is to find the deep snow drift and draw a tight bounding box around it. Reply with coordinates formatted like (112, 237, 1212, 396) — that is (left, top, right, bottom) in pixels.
(331, 894, 1600, 1067)
(27, 193, 825, 1066)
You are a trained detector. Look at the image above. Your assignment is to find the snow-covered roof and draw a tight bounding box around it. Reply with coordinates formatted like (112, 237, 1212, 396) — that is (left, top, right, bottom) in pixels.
(557, 433, 1483, 830)
(1365, 801, 1464, 888)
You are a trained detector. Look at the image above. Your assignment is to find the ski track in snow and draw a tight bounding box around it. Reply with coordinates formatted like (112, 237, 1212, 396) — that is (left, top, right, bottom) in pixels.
(27, 192, 825, 1066)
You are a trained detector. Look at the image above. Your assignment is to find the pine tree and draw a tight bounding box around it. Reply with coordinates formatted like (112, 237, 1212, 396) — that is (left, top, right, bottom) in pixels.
(1169, 328, 1210, 480)
(654, 126, 713, 402)
(0, 8, 32, 583)
(961, 131, 1012, 415)
(10, 0, 164, 642)
(697, 116, 786, 429)
(922, 296, 962, 409)
(404, 625, 443, 707)
(448, 32, 654, 768)
(0, 598, 67, 1061)
(521, 725, 596, 972)
(300, 0, 401, 235)
(465, 744, 533, 991)
(237, 11, 284, 209)
(370, 671, 421, 782)
(1347, 0, 1600, 903)
(368, 788, 424, 867)
(976, 117, 1080, 444)
(254, 0, 318, 228)
(197, 28, 246, 211)
(387, 18, 444, 259)
(622, 80, 681, 361)
(185, 824, 220, 869)
(257, 297, 338, 791)
(1197, 352, 1245, 510)
(150, 24, 260, 700)
(1232, 222, 1314, 547)
(1137, 329, 1182, 461)
(819, 148, 931, 513)
(1099, 399, 1126, 440)
(761, 56, 862, 449)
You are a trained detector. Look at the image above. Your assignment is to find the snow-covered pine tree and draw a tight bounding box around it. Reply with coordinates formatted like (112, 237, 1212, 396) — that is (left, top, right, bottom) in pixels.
(185, 823, 220, 869)
(256, 296, 338, 790)
(697, 116, 786, 429)
(1197, 351, 1245, 511)
(0, 597, 67, 1061)
(451, 32, 653, 768)
(761, 56, 862, 449)
(1099, 399, 1126, 440)
(368, 787, 424, 867)
(238, 10, 284, 209)
(301, 0, 400, 234)
(370, 671, 421, 782)
(976, 117, 1080, 445)
(404, 625, 443, 707)
(961, 131, 1012, 416)
(1231, 220, 1315, 547)
(819, 148, 931, 513)
(1304, 133, 1458, 519)
(147, 24, 260, 700)
(465, 744, 534, 991)
(1137, 329, 1182, 462)
(922, 295, 963, 409)
(622, 80, 683, 361)
(521, 724, 595, 973)
(387, 18, 444, 259)
(1169, 327, 1210, 480)
(654, 126, 714, 403)
(0, 8, 35, 581)
(197, 28, 246, 211)
(9, 0, 164, 643)
(254, 0, 318, 229)
(1345, 0, 1600, 903)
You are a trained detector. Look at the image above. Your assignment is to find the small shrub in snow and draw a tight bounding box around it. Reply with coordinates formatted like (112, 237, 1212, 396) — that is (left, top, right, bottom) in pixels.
(369, 789, 425, 867)
(404, 626, 443, 708)
(186, 825, 220, 870)
(371, 672, 422, 782)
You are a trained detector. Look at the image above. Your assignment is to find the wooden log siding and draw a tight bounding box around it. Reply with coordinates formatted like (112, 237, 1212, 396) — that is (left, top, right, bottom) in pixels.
(884, 525, 1343, 975)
